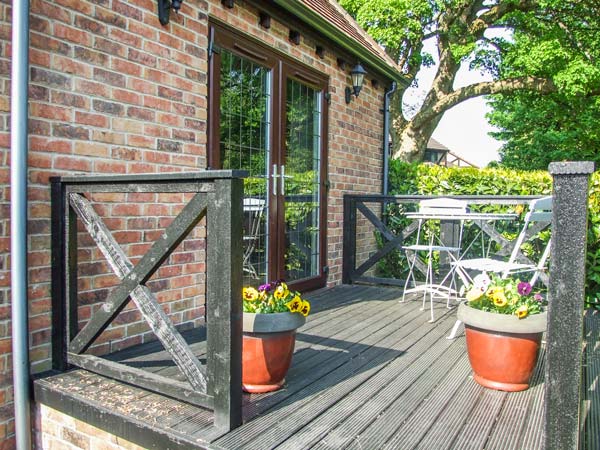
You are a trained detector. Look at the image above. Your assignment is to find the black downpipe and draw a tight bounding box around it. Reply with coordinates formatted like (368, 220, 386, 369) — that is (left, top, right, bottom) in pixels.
(382, 82, 397, 196)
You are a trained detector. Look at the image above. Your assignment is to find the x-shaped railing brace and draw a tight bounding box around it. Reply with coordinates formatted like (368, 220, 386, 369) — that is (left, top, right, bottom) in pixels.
(67, 192, 210, 403)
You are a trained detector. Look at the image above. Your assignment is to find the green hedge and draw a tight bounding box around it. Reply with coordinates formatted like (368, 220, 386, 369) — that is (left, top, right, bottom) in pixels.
(388, 161, 600, 306)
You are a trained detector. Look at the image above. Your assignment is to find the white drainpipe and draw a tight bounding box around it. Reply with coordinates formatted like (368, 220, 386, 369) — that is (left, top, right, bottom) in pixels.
(10, 0, 32, 447)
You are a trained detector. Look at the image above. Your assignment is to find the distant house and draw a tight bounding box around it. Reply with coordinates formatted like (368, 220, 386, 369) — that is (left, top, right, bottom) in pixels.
(424, 138, 478, 168)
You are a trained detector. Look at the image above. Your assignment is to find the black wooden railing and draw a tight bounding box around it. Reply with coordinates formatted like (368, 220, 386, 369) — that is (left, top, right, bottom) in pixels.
(50, 171, 245, 432)
(342, 165, 596, 450)
(342, 194, 546, 287)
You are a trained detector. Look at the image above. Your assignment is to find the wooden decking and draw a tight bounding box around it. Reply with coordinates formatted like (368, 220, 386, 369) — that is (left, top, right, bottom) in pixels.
(35, 285, 600, 449)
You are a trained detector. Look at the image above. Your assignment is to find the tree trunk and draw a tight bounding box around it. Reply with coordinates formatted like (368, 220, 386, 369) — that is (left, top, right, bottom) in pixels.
(392, 34, 458, 162)
(393, 112, 444, 162)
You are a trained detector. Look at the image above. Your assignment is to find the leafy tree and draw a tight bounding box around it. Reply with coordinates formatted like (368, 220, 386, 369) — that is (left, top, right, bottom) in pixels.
(488, 93, 600, 170)
(340, 0, 600, 162)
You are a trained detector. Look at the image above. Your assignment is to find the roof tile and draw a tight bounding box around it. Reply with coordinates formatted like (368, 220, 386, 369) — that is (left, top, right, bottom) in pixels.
(299, 0, 398, 69)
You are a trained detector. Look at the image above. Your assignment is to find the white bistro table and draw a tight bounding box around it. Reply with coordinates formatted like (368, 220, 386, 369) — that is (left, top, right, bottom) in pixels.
(402, 211, 517, 322)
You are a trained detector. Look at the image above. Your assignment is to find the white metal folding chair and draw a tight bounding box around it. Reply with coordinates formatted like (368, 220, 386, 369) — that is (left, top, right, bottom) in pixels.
(243, 198, 266, 279)
(447, 195, 552, 338)
(401, 198, 469, 322)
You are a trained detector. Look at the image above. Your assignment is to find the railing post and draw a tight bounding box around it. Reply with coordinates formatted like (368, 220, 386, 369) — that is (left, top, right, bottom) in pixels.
(206, 177, 243, 431)
(544, 161, 595, 449)
(343, 195, 357, 284)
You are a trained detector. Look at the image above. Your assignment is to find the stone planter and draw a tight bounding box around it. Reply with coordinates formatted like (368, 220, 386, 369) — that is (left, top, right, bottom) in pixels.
(241, 311, 306, 393)
(457, 302, 547, 392)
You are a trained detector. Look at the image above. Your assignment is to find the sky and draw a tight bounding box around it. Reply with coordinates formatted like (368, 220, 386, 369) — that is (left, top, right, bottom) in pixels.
(403, 39, 504, 167)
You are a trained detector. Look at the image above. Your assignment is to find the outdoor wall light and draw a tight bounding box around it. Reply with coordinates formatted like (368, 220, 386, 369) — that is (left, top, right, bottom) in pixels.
(158, 0, 183, 25)
(345, 62, 368, 104)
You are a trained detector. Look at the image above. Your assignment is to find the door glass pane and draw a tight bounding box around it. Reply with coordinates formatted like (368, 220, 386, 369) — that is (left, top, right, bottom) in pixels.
(284, 78, 321, 281)
(220, 50, 270, 284)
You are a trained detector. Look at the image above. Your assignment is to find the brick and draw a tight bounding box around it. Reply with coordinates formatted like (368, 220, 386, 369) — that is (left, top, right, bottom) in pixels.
(29, 136, 72, 154)
(109, 29, 142, 49)
(54, 23, 92, 46)
(74, 15, 107, 35)
(91, 130, 125, 145)
(184, 118, 206, 131)
(93, 68, 126, 88)
(157, 86, 182, 101)
(143, 95, 170, 112)
(94, 37, 126, 58)
(185, 43, 205, 58)
(127, 107, 154, 121)
(114, 0, 143, 20)
(53, 156, 92, 172)
(95, 7, 127, 29)
(173, 103, 195, 116)
(51, 91, 88, 108)
(29, 85, 49, 101)
(157, 139, 182, 153)
(143, 124, 169, 138)
(128, 78, 156, 95)
(54, 0, 93, 15)
(130, 22, 157, 41)
(30, 32, 71, 55)
(93, 160, 127, 174)
(29, 15, 50, 34)
(112, 147, 141, 161)
(143, 41, 169, 58)
(127, 135, 154, 149)
(144, 68, 170, 85)
(28, 152, 52, 169)
(30, 48, 51, 67)
(143, 150, 169, 164)
(157, 58, 183, 76)
(30, 68, 70, 89)
(172, 129, 195, 142)
(112, 118, 143, 134)
(158, 31, 183, 51)
(28, 119, 51, 136)
(112, 89, 142, 106)
(111, 58, 142, 77)
(75, 112, 109, 128)
(75, 79, 110, 97)
(74, 47, 109, 66)
(93, 100, 124, 116)
(73, 142, 109, 158)
(30, 104, 71, 122)
(31, 0, 71, 23)
(52, 124, 89, 140)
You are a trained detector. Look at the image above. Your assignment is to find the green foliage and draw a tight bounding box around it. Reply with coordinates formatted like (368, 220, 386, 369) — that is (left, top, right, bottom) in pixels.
(339, 1, 600, 160)
(489, 92, 600, 170)
(387, 162, 600, 305)
(488, 1, 600, 168)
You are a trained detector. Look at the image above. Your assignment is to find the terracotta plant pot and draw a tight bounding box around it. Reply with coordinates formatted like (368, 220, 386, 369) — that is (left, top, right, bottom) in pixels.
(242, 311, 306, 393)
(457, 302, 547, 392)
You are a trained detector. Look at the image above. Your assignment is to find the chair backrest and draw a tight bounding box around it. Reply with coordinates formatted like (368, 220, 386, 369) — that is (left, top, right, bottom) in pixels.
(507, 195, 552, 282)
(243, 198, 266, 242)
(418, 197, 468, 215)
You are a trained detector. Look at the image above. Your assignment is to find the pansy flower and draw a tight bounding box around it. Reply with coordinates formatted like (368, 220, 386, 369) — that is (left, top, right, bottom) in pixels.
(473, 273, 491, 293)
(516, 305, 529, 319)
(243, 287, 259, 301)
(517, 282, 532, 296)
(299, 301, 310, 317)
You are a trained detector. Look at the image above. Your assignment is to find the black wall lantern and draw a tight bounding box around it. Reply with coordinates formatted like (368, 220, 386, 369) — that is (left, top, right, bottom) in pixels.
(345, 62, 367, 104)
(158, 0, 182, 25)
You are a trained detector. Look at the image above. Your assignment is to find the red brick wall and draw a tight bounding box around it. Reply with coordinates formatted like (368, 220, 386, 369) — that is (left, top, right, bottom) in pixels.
(0, 0, 387, 446)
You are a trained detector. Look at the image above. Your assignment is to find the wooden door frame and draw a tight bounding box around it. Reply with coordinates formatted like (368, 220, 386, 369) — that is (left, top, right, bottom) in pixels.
(208, 20, 328, 291)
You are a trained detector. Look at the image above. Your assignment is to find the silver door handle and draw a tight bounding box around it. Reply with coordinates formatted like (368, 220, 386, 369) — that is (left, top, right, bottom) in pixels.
(280, 165, 292, 196)
(272, 164, 278, 196)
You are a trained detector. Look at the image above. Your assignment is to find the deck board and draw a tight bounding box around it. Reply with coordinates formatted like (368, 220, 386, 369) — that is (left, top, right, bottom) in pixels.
(34, 285, 600, 450)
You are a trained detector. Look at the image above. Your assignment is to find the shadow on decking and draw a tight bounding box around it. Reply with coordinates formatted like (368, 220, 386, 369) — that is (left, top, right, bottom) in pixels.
(33, 284, 600, 449)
